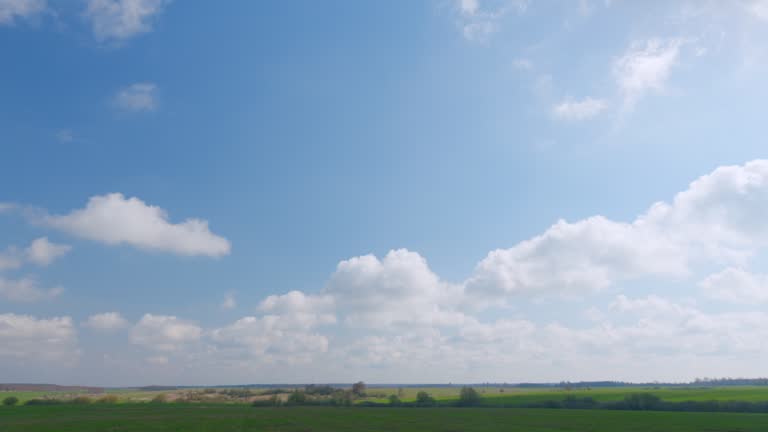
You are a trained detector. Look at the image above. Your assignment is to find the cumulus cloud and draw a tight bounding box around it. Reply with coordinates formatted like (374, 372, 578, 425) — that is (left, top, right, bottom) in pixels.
(83, 312, 129, 331)
(466, 216, 687, 299)
(0, 314, 78, 364)
(322, 249, 467, 327)
(0, 0, 46, 25)
(210, 316, 330, 364)
(130, 314, 201, 352)
(552, 97, 607, 120)
(699, 267, 768, 303)
(42, 193, 230, 257)
(85, 0, 168, 42)
(0, 276, 63, 302)
(25, 237, 71, 266)
(113, 83, 158, 112)
(613, 38, 683, 109)
(468, 160, 768, 300)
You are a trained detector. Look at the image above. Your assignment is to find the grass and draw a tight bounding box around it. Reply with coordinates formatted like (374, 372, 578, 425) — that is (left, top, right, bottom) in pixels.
(2, 404, 768, 431)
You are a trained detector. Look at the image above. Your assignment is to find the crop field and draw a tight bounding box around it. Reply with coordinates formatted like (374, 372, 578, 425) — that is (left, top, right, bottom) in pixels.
(2, 404, 768, 432)
(363, 385, 768, 405)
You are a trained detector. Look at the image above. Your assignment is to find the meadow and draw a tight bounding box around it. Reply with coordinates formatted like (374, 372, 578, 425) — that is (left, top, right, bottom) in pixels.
(2, 404, 768, 432)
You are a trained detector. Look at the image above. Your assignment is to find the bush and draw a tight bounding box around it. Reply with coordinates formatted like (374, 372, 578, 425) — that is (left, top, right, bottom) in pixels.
(330, 390, 352, 407)
(97, 395, 119, 404)
(416, 391, 436, 407)
(351, 381, 366, 397)
(3, 396, 19, 406)
(457, 386, 481, 407)
(388, 394, 402, 406)
(71, 396, 93, 405)
(286, 390, 307, 405)
(151, 394, 167, 403)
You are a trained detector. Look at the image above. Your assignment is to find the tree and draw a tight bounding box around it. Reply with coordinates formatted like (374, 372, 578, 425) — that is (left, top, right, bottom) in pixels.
(3, 396, 19, 406)
(457, 386, 481, 407)
(351, 381, 367, 397)
(416, 391, 436, 407)
(287, 390, 307, 405)
(388, 394, 402, 406)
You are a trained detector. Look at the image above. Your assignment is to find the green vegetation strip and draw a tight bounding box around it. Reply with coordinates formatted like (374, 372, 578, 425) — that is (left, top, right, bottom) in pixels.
(2, 405, 768, 431)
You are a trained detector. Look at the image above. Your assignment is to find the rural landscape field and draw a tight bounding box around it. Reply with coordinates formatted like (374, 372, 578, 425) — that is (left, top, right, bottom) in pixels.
(5, 384, 768, 431)
(5, 1, 768, 431)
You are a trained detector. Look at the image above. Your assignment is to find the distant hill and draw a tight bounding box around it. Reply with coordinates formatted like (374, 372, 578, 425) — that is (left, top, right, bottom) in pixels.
(0, 383, 104, 393)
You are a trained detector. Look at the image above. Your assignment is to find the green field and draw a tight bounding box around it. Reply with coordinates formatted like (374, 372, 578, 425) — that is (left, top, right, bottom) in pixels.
(363, 385, 768, 405)
(2, 404, 768, 432)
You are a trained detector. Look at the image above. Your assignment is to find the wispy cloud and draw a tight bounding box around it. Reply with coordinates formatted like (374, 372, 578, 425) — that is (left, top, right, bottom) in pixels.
(85, 0, 169, 43)
(613, 38, 684, 109)
(113, 83, 158, 112)
(0, 0, 46, 25)
(455, 0, 528, 41)
(552, 97, 607, 121)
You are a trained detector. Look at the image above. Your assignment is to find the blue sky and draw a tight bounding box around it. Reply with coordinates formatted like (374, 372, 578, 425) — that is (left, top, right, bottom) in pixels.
(3, 0, 768, 386)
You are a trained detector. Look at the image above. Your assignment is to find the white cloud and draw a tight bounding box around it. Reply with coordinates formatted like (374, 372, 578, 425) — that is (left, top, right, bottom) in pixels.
(552, 97, 607, 120)
(613, 38, 683, 109)
(25, 237, 71, 266)
(466, 216, 687, 299)
(0, 313, 78, 364)
(83, 312, 129, 331)
(323, 249, 467, 327)
(220, 292, 236, 310)
(745, 0, 768, 21)
(42, 193, 230, 257)
(0, 276, 63, 302)
(699, 267, 768, 303)
(456, 0, 528, 41)
(210, 316, 330, 364)
(85, 0, 168, 42)
(459, 0, 479, 15)
(512, 58, 533, 70)
(468, 160, 768, 300)
(0, 0, 46, 25)
(113, 83, 158, 112)
(130, 314, 201, 352)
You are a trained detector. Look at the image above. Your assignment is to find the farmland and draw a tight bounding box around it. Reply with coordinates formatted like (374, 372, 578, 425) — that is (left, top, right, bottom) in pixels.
(2, 404, 768, 432)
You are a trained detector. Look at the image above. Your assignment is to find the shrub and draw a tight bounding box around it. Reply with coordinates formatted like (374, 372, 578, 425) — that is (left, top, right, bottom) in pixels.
(286, 390, 307, 405)
(415, 391, 436, 407)
(457, 386, 481, 407)
(330, 390, 352, 407)
(71, 396, 93, 405)
(151, 394, 167, 403)
(3, 396, 19, 406)
(388, 394, 402, 406)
